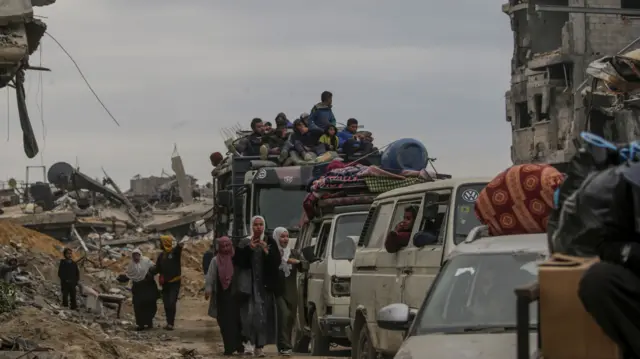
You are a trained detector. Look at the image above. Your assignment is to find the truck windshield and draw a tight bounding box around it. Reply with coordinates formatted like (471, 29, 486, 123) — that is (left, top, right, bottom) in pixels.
(413, 251, 543, 335)
(332, 213, 367, 260)
(453, 183, 487, 244)
(256, 188, 307, 229)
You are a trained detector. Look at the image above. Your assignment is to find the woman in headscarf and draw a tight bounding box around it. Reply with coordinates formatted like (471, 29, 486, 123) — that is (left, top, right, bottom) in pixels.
(205, 237, 243, 355)
(126, 248, 158, 331)
(234, 215, 281, 357)
(273, 227, 303, 356)
(156, 234, 185, 330)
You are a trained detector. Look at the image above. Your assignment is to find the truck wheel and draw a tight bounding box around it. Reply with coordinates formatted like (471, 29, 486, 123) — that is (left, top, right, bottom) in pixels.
(356, 325, 376, 359)
(310, 313, 331, 356)
(292, 317, 310, 353)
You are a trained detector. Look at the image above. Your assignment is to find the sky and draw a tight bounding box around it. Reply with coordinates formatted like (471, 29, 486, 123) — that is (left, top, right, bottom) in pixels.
(0, 0, 514, 188)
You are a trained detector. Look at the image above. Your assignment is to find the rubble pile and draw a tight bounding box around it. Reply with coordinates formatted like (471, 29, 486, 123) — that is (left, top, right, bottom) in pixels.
(0, 221, 213, 359)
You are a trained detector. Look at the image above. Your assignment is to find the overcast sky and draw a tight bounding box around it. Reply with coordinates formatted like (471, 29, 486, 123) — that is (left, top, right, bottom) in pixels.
(0, 0, 513, 188)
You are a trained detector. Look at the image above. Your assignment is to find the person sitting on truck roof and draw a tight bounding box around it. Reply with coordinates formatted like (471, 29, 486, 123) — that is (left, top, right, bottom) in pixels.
(308, 91, 336, 134)
(384, 206, 418, 253)
(318, 125, 339, 152)
(263, 122, 273, 134)
(275, 112, 293, 128)
(260, 126, 288, 160)
(338, 118, 375, 161)
(235, 118, 264, 156)
(299, 112, 310, 126)
(287, 120, 325, 163)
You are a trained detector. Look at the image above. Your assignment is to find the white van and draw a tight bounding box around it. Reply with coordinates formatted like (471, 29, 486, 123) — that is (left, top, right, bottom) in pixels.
(293, 204, 370, 355)
(349, 177, 491, 359)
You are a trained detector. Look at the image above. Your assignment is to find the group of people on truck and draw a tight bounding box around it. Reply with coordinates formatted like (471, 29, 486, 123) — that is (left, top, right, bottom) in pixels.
(229, 91, 375, 164)
(202, 216, 306, 356)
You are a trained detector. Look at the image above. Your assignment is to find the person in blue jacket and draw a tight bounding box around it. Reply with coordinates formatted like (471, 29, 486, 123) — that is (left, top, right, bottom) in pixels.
(338, 118, 374, 161)
(308, 91, 336, 133)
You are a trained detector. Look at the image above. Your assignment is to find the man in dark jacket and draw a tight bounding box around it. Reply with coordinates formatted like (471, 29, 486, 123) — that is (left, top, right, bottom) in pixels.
(235, 118, 264, 156)
(577, 163, 640, 358)
(156, 235, 185, 330)
(308, 91, 336, 133)
(58, 248, 80, 309)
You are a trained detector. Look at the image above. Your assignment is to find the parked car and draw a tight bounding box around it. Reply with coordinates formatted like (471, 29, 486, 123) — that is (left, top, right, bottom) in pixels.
(350, 177, 491, 359)
(376, 227, 547, 359)
(294, 204, 370, 355)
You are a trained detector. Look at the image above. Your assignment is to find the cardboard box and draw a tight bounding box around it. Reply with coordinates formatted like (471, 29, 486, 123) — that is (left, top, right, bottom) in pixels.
(539, 254, 620, 359)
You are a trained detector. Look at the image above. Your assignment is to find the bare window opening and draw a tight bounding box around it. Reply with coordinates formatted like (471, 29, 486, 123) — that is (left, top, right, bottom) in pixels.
(622, 0, 640, 9)
(588, 110, 614, 138)
(531, 0, 569, 54)
(516, 102, 531, 129)
(547, 63, 573, 87)
(514, 11, 529, 67)
(534, 94, 547, 121)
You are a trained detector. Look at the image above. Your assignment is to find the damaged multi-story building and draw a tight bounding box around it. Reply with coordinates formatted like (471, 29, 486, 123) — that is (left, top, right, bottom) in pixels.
(503, 0, 640, 165)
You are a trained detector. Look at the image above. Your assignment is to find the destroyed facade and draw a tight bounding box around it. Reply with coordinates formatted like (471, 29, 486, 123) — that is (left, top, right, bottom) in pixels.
(503, 0, 640, 165)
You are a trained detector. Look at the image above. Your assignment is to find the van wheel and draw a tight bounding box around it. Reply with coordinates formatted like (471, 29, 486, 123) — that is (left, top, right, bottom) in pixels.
(310, 313, 331, 356)
(292, 317, 310, 353)
(356, 325, 376, 359)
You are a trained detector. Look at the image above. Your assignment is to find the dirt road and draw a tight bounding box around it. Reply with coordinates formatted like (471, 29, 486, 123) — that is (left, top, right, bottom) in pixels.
(156, 297, 349, 358)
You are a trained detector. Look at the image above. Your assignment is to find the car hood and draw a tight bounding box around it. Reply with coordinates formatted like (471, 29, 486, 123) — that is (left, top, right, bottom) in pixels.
(394, 332, 537, 359)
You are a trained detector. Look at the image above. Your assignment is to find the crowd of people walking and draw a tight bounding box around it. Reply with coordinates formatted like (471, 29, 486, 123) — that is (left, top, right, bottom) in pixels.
(204, 216, 304, 356)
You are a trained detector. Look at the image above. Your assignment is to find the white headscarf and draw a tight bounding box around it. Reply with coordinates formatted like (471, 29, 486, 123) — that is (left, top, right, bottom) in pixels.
(249, 215, 266, 241)
(126, 248, 154, 282)
(273, 227, 292, 277)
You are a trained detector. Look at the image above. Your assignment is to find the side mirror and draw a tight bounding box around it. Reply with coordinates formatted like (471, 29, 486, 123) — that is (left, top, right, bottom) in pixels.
(377, 303, 415, 331)
(301, 246, 319, 263)
(216, 190, 233, 208)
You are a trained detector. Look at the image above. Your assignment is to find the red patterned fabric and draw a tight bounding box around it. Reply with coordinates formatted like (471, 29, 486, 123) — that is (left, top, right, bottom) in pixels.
(475, 164, 564, 236)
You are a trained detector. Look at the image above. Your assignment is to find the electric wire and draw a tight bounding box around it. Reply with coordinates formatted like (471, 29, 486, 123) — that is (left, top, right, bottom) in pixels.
(44, 31, 121, 126)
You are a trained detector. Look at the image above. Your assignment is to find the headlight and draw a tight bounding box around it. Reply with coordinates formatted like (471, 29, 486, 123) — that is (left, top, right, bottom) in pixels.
(331, 277, 350, 297)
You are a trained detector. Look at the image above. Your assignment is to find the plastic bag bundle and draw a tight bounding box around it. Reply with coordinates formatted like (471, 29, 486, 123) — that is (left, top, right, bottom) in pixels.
(549, 132, 640, 255)
(474, 164, 564, 236)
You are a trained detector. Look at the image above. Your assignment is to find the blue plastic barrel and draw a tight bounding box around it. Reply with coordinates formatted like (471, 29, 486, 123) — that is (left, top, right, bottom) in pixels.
(381, 138, 428, 173)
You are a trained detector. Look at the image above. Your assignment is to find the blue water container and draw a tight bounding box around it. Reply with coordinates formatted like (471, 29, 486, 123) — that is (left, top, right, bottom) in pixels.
(381, 138, 428, 173)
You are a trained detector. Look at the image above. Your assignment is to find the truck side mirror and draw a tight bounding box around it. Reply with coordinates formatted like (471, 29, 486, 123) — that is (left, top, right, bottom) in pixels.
(216, 190, 233, 207)
(302, 245, 318, 263)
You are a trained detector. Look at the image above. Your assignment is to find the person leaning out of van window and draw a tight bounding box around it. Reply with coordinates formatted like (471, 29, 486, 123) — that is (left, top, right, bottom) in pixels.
(384, 206, 418, 253)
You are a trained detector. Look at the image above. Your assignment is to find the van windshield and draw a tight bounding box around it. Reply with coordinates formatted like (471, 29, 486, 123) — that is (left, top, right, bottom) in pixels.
(413, 251, 543, 335)
(453, 183, 487, 244)
(332, 213, 367, 260)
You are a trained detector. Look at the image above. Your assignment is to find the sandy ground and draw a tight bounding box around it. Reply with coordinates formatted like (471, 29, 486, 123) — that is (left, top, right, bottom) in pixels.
(162, 297, 349, 358)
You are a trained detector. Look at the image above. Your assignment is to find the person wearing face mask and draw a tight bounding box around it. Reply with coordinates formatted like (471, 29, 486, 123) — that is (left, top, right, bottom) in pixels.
(125, 248, 158, 331)
(58, 248, 80, 310)
(273, 227, 303, 356)
(205, 236, 243, 355)
(234, 216, 281, 357)
(156, 235, 185, 330)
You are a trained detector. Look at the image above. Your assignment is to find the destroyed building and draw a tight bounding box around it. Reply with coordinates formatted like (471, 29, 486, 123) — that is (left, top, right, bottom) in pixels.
(503, 0, 640, 165)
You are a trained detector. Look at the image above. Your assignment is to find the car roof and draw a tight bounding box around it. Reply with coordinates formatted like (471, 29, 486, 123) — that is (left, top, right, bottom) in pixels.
(375, 177, 492, 200)
(447, 233, 549, 260)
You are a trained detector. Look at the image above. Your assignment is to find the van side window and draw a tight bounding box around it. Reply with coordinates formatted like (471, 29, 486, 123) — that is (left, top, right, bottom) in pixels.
(314, 221, 331, 259)
(364, 203, 395, 248)
(414, 190, 452, 248)
(384, 200, 421, 253)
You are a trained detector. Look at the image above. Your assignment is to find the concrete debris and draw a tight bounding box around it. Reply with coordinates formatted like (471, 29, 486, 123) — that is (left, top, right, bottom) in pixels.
(0, 221, 213, 359)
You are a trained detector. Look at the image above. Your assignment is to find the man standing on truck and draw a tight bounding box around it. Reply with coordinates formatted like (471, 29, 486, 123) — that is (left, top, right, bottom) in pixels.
(308, 91, 336, 133)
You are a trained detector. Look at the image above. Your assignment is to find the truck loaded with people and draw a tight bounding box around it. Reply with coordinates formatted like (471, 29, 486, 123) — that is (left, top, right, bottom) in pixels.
(209, 91, 382, 244)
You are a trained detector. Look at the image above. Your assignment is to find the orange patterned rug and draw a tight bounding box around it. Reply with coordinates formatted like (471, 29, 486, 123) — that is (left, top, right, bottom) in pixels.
(475, 164, 564, 236)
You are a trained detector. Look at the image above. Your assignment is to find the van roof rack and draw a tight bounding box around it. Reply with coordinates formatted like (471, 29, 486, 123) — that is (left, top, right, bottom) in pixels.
(463, 225, 489, 244)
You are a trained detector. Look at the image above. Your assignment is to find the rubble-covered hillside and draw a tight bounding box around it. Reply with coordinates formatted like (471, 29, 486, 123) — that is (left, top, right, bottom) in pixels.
(0, 220, 214, 359)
